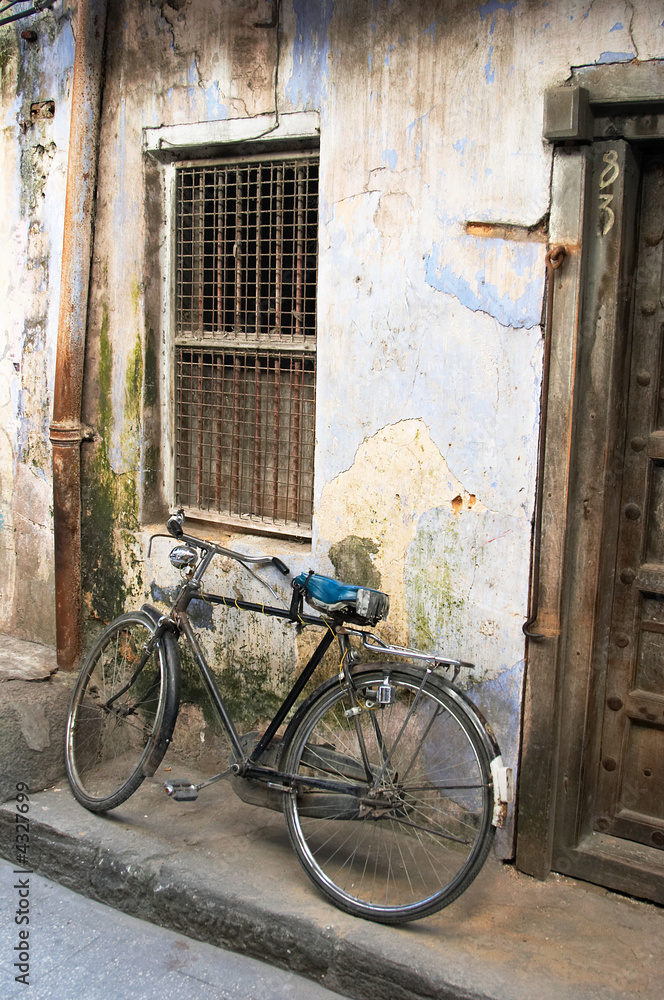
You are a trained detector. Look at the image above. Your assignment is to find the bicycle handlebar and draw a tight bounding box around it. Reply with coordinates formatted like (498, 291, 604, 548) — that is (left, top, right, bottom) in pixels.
(165, 510, 291, 577)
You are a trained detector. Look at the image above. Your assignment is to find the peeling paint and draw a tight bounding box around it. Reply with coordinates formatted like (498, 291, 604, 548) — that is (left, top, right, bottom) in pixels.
(315, 419, 485, 639)
(424, 236, 545, 329)
(285, 0, 334, 109)
(596, 50, 635, 63)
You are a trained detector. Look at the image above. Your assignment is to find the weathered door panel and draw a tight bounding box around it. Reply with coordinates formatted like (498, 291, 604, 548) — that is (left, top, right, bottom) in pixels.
(550, 140, 640, 852)
(548, 144, 664, 898)
(593, 154, 664, 852)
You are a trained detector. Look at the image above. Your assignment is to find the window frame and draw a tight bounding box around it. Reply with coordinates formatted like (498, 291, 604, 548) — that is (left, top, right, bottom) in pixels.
(146, 113, 321, 540)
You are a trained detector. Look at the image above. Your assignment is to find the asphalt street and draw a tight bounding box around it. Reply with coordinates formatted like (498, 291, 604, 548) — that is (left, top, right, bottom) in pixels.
(0, 857, 350, 1000)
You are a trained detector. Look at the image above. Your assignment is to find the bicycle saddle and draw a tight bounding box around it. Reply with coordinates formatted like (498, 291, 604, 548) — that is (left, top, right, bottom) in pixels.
(294, 572, 389, 625)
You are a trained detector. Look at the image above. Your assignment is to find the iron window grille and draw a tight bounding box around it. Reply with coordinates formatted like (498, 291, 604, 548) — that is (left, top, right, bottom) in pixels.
(174, 153, 318, 531)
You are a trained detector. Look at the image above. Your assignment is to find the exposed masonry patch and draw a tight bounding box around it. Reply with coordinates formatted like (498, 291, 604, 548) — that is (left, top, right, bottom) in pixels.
(315, 419, 484, 639)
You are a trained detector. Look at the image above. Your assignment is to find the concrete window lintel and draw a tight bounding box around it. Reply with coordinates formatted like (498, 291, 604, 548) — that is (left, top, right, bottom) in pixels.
(143, 111, 320, 158)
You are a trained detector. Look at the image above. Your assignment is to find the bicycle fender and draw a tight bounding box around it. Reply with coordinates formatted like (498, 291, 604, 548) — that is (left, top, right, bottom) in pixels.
(424, 672, 514, 826)
(139, 603, 181, 775)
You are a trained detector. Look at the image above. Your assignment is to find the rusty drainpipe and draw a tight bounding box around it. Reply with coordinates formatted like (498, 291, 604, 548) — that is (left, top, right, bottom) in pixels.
(50, 0, 108, 669)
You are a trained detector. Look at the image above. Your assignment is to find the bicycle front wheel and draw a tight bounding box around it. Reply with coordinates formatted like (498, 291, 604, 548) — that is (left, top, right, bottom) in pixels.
(65, 612, 179, 812)
(281, 666, 494, 923)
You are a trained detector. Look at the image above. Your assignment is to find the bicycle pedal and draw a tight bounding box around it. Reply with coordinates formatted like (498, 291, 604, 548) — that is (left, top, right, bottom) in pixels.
(164, 779, 198, 801)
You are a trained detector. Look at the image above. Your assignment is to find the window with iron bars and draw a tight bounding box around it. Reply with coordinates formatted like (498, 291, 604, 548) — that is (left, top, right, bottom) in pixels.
(174, 153, 318, 532)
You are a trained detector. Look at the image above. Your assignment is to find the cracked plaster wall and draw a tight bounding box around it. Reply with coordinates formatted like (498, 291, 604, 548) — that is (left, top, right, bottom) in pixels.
(0, 5, 74, 642)
(3, 0, 664, 851)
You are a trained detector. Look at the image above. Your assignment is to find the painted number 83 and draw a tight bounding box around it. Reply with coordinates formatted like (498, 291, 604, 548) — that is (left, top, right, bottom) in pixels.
(599, 149, 620, 236)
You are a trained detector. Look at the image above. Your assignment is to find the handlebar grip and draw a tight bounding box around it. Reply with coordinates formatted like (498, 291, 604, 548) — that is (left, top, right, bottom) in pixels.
(271, 557, 290, 576)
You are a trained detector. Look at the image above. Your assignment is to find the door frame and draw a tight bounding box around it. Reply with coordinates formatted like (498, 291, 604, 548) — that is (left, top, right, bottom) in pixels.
(516, 61, 664, 902)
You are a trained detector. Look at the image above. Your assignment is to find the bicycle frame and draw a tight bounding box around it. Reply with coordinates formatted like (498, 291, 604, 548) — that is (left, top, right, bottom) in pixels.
(148, 521, 480, 800)
(66, 509, 515, 923)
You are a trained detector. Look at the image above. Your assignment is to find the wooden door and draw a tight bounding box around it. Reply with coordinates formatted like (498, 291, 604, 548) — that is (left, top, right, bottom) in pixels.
(593, 152, 664, 852)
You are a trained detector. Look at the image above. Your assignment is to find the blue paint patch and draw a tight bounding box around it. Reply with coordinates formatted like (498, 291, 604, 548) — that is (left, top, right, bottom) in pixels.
(203, 81, 228, 121)
(453, 137, 468, 154)
(467, 660, 525, 776)
(407, 107, 434, 145)
(382, 148, 398, 170)
(596, 50, 634, 64)
(150, 583, 213, 630)
(610, 22, 623, 31)
(0, 512, 4, 530)
(485, 44, 495, 83)
(479, 0, 517, 22)
(424, 239, 543, 329)
(368, 51, 373, 71)
(285, 0, 334, 110)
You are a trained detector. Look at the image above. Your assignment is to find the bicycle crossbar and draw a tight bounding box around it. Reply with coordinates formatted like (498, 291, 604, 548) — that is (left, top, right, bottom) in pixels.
(204, 592, 325, 627)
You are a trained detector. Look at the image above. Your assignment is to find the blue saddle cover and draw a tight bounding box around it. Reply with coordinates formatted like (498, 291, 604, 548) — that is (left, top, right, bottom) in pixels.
(294, 572, 389, 624)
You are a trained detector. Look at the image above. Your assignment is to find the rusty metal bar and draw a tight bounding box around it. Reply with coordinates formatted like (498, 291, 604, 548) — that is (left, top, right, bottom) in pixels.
(253, 349, 262, 514)
(254, 167, 262, 335)
(196, 352, 204, 507)
(272, 357, 280, 519)
(232, 353, 241, 510)
(295, 167, 305, 337)
(274, 167, 283, 332)
(216, 171, 225, 333)
(215, 354, 223, 506)
(196, 171, 204, 333)
(290, 358, 302, 521)
(234, 170, 243, 332)
(50, 0, 108, 670)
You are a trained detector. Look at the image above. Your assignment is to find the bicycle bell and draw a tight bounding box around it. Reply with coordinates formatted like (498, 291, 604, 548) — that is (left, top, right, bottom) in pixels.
(169, 544, 198, 570)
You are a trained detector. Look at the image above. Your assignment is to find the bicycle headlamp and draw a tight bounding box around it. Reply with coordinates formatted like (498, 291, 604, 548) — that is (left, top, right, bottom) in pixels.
(169, 545, 198, 569)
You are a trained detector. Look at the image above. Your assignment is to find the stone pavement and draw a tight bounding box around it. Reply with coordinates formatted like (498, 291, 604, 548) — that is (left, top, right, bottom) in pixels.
(0, 763, 662, 1000)
(0, 856, 349, 1000)
(0, 637, 662, 1000)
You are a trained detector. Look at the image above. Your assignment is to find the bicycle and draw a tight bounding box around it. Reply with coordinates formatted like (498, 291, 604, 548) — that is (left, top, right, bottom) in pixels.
(65, 508, 513, 924)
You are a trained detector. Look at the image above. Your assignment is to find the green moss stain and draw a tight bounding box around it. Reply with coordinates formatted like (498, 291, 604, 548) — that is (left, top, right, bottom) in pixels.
(177, 632, 284, 731)
(176, 642, 228, 734)
(406, 514, 465, 653)
(121, 331, 143, 463)
(328, 535, 381, 589)
(0, 28, 16, 85)
(215, 659, 283, 728)
(144, 328, 158, 408)
(130, 277, 141, 314)
(98, 304, 112, 432)
(81, 304, 143, 624)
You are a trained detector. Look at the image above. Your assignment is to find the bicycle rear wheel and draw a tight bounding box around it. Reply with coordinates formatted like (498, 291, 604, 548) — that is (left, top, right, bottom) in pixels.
(281, 666, 494, 923)
(65, 611, 180, 812)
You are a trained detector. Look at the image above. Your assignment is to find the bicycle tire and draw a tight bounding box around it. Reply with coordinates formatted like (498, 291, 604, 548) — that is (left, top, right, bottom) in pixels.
(65, 610, 180, 813)
(281, 665, 494, 924)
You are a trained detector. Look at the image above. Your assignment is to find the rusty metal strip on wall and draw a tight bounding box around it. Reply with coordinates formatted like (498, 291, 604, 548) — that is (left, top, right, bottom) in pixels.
(49, 0, 108, 669)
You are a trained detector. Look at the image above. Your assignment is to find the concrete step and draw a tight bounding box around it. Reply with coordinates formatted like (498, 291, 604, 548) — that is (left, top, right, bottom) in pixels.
(0, 766, 662, 1000)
